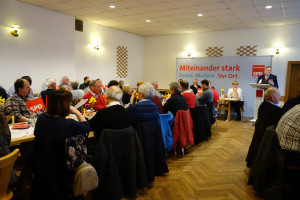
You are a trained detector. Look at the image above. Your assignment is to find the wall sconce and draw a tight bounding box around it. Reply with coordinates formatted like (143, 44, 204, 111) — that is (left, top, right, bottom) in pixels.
(94, 45, 100, 50)
(11, 25, 21, 37)
(187, 53, 192, 57)
(274, 45, 281, 54)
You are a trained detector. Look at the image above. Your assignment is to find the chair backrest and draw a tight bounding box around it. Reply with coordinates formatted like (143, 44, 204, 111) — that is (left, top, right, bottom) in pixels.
(0, 149, 20, 200)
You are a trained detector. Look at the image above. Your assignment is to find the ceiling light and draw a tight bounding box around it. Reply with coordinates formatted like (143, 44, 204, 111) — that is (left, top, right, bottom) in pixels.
(197, 13, 203, 17)
(109, 5, 115, 8)
(265, 5, 272, 9)
(146, 19, 151, 23)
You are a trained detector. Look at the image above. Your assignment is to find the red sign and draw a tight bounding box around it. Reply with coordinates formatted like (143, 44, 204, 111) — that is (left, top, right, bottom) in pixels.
(26, 97, 45, 113)
(256, 90, 263, 97)
(252, 65, 265, 77)
(197, 88, 203, 96)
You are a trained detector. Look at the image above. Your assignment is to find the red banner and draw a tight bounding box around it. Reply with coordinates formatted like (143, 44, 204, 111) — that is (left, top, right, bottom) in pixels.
(26, 97, 45, 113)
(252, 65, 265, 77)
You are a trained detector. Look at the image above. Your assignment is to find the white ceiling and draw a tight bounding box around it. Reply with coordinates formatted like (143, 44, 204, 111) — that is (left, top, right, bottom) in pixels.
(19, 0, 300, 36)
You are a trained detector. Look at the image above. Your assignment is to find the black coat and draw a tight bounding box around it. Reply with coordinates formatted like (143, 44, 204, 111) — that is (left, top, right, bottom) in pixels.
(30, 138, 72, 200)
(93, 127, 147, 200)
(246, 120, 266, 168)
(88, 105, 132, 141)
(133, 120, 169, 184)
(282, 95, 300, 114)
(257, 101, 283, 127)
(248, 126, 284, 200)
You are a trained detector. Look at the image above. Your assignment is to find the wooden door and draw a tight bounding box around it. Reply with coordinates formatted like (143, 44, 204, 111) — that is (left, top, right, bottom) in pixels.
(284, 61, 300, 102)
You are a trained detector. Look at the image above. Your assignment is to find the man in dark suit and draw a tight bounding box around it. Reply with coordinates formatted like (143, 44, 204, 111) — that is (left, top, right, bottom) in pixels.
(257, 66, 278, 88)
(88, 86, 132, 141)
(257, 87, 283, 126)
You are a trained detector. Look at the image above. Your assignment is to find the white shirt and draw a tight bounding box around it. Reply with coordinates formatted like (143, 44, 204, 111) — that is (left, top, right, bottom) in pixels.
(107, 101, 120, 108)
(227, 88, 243, 101)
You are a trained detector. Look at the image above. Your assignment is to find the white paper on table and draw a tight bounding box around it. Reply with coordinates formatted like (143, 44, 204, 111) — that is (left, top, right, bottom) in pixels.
(74, 99, 88, 109)
(10, 127, 34, 139)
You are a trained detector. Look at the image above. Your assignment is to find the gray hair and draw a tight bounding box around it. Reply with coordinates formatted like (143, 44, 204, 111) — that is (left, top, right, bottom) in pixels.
(122, 84, 131, 94)
(107, 86, 123, 101)
(152, 81, 158, 85)
(169, 82, 181, 93)
(60, 76, 70, 85)
(45, 78, 56, 87)
(70, 81, 79, 89)
(59, 85, 70, 91)
(138, 82, 155, 99)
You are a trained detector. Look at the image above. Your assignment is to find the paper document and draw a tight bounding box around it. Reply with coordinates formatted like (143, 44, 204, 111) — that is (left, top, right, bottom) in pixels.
(10, 127, 34, 139)
(74, 99, 88, 109)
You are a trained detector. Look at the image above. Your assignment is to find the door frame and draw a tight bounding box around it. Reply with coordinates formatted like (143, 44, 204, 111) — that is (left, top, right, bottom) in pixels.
(284, 61, 300, 102)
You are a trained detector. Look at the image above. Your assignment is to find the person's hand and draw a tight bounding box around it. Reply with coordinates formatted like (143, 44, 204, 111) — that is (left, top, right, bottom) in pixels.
(193, 85, 198, 88)
(268, 79, 274, 85)
(233, 88, 237, 93)
(131, 89, 137, 97)
(69, 106, 79, 114)
(258, 79, 262, 84)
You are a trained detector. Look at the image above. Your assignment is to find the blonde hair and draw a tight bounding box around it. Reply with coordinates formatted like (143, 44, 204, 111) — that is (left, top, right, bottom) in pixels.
(232, 81, 239, 85)
(137, 80, 144, 87)
(122, 84, 131, 94)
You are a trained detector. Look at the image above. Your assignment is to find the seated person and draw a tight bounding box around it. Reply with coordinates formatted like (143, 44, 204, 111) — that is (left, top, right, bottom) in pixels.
(163, 82, 188, 117)
(7, 76, 34, 98)
(257, 87, 283, 126)
(227, 80, 244, 121)
(122, 84, 131, 105)
(276, 104, 300, 166)
(0, 85, 7, 100)
(210, 83, 219, 108)
(282, 95, 300, 114)
(127, 82, 160, 123)
(29, 89, 90, 199)
(41, 78, 56, 106)
(89, 86, 132, 141)
(4, 79, 44, 122)
(70, 81, 84, 100)
(83, 80, 106, 111)
(79, 76, 90, 90)
(152, 81, 164, 101)
(118, 80, 124, 89)
(180, 80, 196, 109)
(152, 93, 163, 114)
(190, 79, 201, 95)
(107, 80, 119, 88)
(59, 76, 71, 89)
(197, 79, 213, 105)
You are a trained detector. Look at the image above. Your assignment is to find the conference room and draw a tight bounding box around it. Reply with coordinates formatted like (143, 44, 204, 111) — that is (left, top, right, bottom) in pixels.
(1, 0, 300, 199)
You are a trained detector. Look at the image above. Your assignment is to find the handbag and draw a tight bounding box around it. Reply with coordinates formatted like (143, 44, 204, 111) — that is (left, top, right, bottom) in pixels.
(73, 161, 99, 196)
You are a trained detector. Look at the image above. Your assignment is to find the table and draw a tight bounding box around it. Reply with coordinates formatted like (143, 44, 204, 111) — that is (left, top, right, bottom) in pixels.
(219, 98, 239, 121)
(10, 125, 94, 146)
(10, 126, 35, 146)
